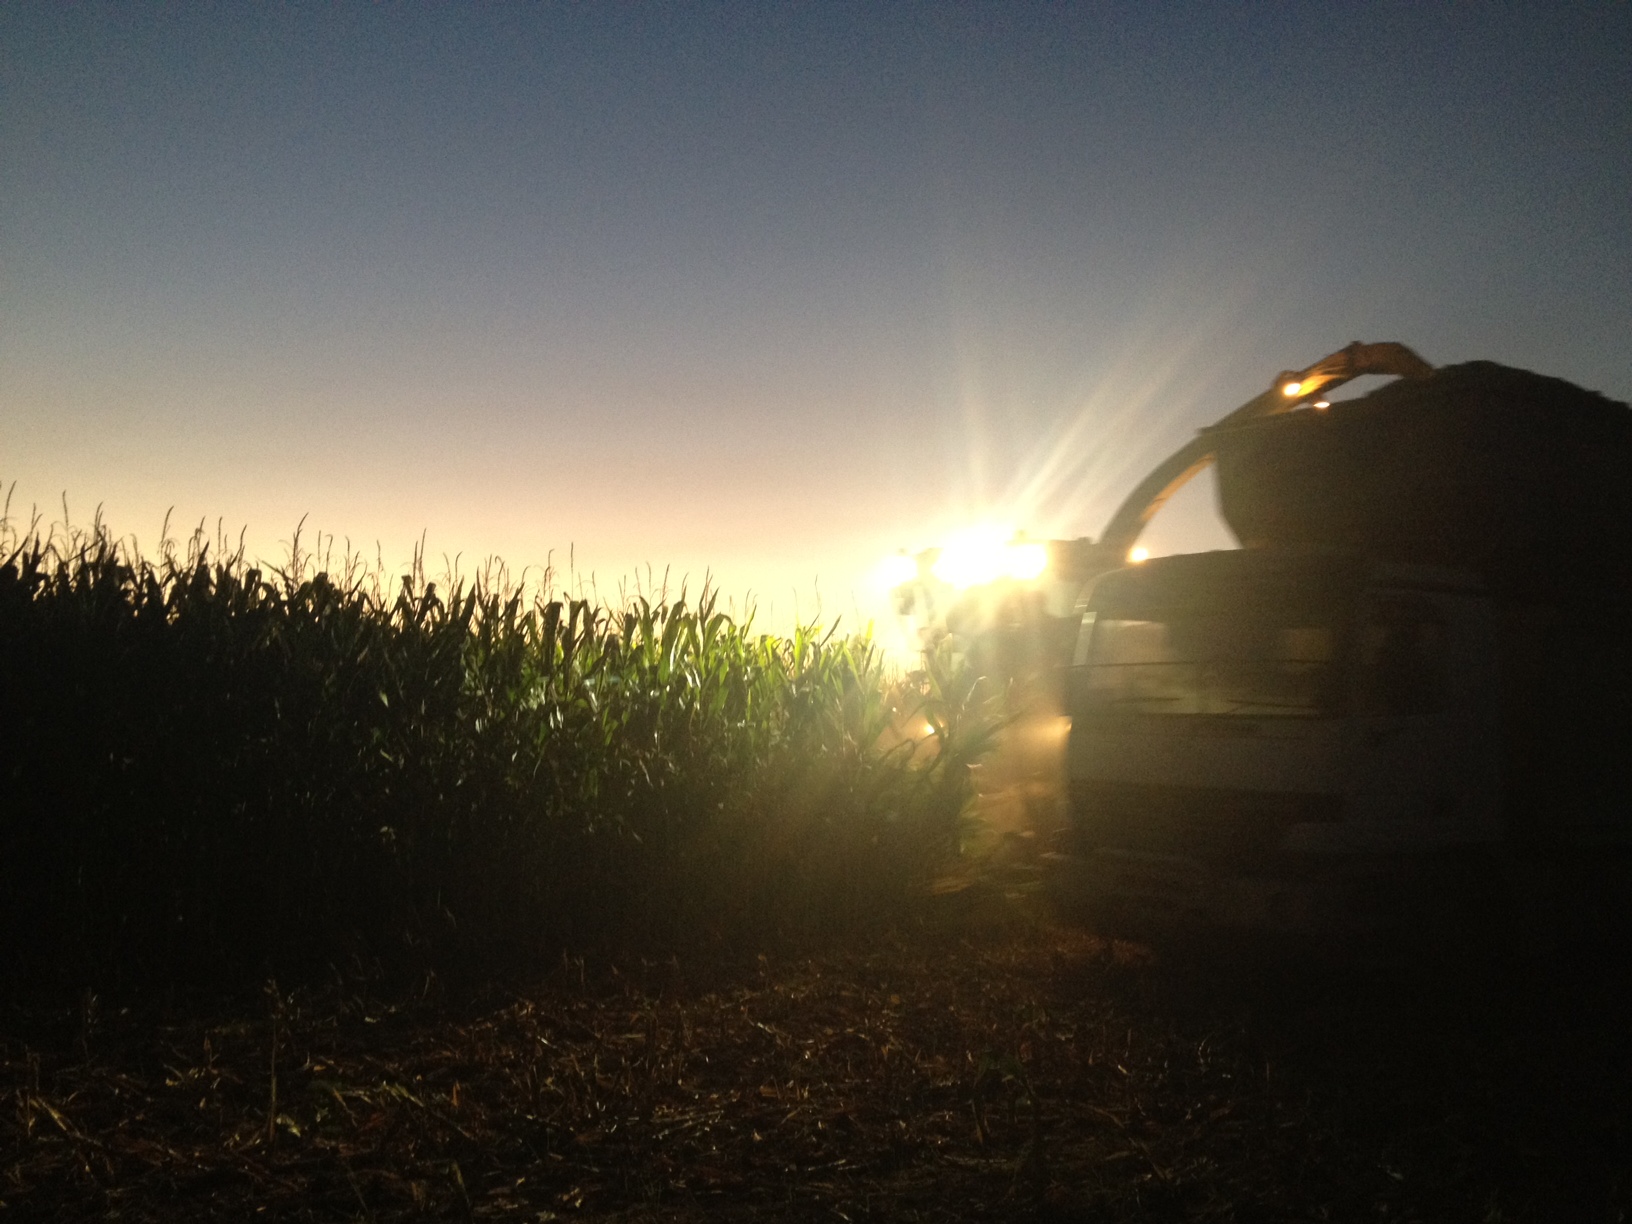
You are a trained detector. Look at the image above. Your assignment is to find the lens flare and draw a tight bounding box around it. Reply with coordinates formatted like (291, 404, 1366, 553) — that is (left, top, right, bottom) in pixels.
(1007, 541, 1048, 581)
(931, 525, 1012, 588)
(874, 552, 919, 591)
(928, 526, 1050, 589)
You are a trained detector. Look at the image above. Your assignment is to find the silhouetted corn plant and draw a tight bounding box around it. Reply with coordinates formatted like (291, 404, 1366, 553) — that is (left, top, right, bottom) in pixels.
(0, 509, 996, 991)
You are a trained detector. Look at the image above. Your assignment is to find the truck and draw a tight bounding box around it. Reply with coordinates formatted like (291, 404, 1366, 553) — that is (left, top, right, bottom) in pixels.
(1054, 347, 1632, 943)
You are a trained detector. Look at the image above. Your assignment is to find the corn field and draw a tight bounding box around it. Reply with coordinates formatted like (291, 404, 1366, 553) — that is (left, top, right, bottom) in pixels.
(0, 510, 1000, 991)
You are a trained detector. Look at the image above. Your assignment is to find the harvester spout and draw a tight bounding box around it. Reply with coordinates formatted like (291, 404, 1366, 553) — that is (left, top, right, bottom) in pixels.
(1090, 341, 1433, 571)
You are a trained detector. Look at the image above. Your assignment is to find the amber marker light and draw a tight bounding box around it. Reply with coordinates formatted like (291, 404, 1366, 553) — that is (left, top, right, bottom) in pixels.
(1128, 546, 1150, 564)
(1283, 381, 1304, 397)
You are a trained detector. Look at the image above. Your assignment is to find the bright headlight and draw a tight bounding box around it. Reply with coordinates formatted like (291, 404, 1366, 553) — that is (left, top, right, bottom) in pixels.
(1006, 541, 1048, 581)
(930, 527, 1049, 590)
(874, 552, 920, 591)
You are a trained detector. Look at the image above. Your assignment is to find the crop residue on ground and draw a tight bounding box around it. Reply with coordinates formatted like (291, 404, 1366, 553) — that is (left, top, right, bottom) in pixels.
(6, 923, 1629, 1222)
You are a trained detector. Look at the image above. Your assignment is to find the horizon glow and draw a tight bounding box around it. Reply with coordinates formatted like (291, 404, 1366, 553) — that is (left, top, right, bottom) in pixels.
(3, 6, 1628, 639)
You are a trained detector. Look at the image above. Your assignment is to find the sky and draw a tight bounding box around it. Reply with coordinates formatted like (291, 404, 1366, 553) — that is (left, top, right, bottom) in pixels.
(4, 3, 1629, 636)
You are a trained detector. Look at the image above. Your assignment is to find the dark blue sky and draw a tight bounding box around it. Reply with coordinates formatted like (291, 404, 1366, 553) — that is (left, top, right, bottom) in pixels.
(4, 4, 1629, 629)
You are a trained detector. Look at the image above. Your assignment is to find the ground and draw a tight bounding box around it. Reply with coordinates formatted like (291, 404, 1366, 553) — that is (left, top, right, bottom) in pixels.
(4, 910, 1629, 1222)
